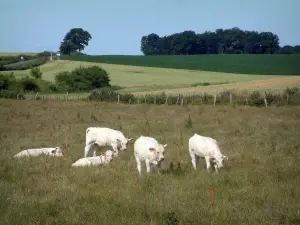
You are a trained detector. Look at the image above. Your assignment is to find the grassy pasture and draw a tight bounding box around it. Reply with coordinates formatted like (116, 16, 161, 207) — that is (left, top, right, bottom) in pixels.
(9, 60, 298, 96)
(61, 54, 300, 75)
(1, 100, 300, 224)
(134, 76, 300, 96)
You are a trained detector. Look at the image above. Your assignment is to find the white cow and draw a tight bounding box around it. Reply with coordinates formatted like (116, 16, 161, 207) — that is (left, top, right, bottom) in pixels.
(14, 147, 63, 158)
(72, 150, 114, 167)
(134, 136, 167, 175)
(188, 133, 228, 172)
(84, 127, 133, 158)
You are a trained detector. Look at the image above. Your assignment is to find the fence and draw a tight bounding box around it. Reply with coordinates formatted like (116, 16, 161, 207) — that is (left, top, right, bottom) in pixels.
(16, 89, 300, 107)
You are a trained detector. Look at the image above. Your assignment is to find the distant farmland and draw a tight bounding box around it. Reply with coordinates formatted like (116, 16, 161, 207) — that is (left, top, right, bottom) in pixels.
(61, 54, 300, 75)
(0, 52, 37, 56)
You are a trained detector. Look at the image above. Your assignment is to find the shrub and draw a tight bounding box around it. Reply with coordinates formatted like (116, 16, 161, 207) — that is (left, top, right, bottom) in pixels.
(30, 67, 42, 80)
(55, 66, 111, 92)
(88, 88, 118, 101)
(0, 72, 17, 91)
(19, 76, 40, 92)
(284, 87, 300, 97)
(0, 91, 25, 99)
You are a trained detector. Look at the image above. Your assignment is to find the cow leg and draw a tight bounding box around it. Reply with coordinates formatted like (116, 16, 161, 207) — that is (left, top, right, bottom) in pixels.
(145, 159, 151, 173)
(91, 144, 97, 157)
(214, 164, 219, 173)
(189, 151, 198, 170)
(157, 161, 162, 174)
(84, 142, 94, 158)
(111, 144, 119, 157)
(135, 156, 142, 175)
(205, 156, 211, 171)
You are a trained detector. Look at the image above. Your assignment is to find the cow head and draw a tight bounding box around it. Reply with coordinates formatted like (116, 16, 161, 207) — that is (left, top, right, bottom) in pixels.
(50, 147, 63, 157)
(150, 143, 167, 162)
(116, 136, 134, 151)
(213, 154, 228, 169)
(104, 150, 114, 163)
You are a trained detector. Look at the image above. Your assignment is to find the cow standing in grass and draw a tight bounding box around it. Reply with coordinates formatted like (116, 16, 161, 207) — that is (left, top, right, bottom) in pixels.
(84, 127, 133, 158)
(134, 136, 167, 175)
(188, 133, 228, 172)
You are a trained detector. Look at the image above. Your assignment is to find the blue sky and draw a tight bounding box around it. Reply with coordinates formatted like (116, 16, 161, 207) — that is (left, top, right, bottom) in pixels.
(0, 0, 298, 55)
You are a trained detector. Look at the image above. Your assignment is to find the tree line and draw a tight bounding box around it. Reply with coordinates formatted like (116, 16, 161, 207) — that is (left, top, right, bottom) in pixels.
(141, 27, 300, 55)
(57, 27, 299, 55)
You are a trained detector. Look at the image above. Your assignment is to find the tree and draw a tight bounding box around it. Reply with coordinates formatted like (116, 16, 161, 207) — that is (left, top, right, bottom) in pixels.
(59, 28, 92, 55)
(141, 33, 160, 55)
(140, 27, 284, 55)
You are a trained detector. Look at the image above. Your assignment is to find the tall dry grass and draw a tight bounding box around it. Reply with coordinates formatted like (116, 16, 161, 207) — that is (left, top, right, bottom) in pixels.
(0, 100, 300, 225)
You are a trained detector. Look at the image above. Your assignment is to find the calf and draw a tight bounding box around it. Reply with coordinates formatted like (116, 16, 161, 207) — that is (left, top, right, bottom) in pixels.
(84, 127, 133, 158)
(14, 147, 63, 158)
(72, 150, 114, 167)
(134, 136, 167, 175)
(188, 133, 228, 172)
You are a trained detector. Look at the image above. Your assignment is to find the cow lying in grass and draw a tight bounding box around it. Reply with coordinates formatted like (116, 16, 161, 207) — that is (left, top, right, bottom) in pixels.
(72, 150, 114, 167)
(188, 133, 228, 172)
(84, 127, 133, 158)
(134, 136, 167, 175)
(14, 147, 64, 158)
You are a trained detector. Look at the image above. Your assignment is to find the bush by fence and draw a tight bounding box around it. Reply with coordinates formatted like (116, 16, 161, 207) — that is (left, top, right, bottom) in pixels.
(0, 90, 25, 99)
(87, 87, 300, 107)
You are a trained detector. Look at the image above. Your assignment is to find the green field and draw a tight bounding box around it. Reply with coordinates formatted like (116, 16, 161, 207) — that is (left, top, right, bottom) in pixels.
(61, 54, 300, 75)
(1, 100, 300, 224)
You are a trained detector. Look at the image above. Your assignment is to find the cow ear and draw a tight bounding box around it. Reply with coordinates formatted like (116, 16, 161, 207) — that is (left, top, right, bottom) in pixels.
(127, 138, 133, 142)
(149, 148, 156, 152)
(51, 149, 56, 154)
(163, 144, 167, 148)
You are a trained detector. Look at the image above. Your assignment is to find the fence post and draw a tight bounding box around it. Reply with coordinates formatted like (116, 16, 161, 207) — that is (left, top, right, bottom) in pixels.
(144, 95, 146, 104)
(117, 95, 120, 104)
(246, 97, 248, 105)
(264, 95, 268, 107)
(165, 96, 168, 105)
(137, 97, 140, 104)
(66, 92, 69, 101)
(286, 94, 289, 104)
(154, 95, 156, 105)
(129, 99, 131, 104)
(35, 92, 39, 100)
(181, 98, 184, 107)
(176, 95, 179, 105)
(229, 93, 232, 105)
(214, 94, 217, 106)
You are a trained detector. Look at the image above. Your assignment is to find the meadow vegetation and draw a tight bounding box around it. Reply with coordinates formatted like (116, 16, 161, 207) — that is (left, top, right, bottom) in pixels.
(0, 100, 300, 225)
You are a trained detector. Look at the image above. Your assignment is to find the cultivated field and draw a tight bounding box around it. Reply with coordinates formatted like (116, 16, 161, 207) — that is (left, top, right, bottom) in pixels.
(9, 60, 300, 96)
(0, 52, 37, 56)
(61, 54, 300, 75)
(1, 100, 300, 224)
